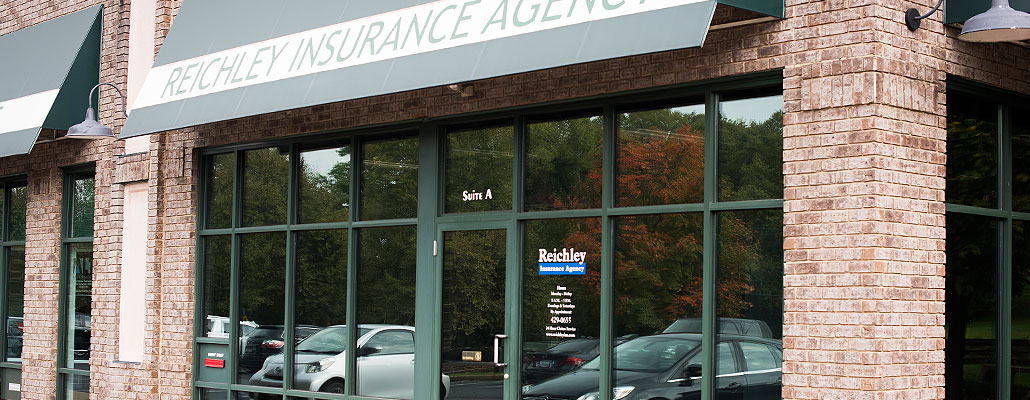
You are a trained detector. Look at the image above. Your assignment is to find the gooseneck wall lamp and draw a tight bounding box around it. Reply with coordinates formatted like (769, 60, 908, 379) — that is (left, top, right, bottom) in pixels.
(907, 0, 1030, 42)
(66, 82, 128, 139)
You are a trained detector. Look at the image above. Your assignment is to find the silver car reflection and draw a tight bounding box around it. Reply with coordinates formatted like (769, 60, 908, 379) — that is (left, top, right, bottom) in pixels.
(249, 324, 450, 399)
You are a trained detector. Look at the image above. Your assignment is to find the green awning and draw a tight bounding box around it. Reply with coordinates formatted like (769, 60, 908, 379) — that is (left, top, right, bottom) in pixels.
(121, 0, 718, 138)
(0, 5, 101, 158)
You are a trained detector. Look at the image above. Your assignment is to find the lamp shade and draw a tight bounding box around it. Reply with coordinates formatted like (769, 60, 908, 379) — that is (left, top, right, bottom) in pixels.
(959, 0, 1030, 42)
(66, 107, 114, 139)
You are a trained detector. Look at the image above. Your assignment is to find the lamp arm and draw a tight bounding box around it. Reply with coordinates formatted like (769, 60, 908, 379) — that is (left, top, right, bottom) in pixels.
(915, 0, 946, 20)
(87, 82, 129, 118)
(906, 0, 946, 31)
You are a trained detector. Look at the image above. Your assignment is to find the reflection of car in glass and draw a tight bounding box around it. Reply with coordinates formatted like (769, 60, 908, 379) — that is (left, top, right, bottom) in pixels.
(523, 333, 782, 400)
(6, 316, 22, 360)
(248, 325, 450, 399)
(205, 315, 259, 339)
(522, 336, 634, 385)
(238, 325, 321, 374)
(663, 317, 773, 338)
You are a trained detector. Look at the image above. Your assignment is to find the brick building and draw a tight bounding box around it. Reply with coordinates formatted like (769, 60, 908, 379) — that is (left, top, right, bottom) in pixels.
(0, 0, 1027, 399)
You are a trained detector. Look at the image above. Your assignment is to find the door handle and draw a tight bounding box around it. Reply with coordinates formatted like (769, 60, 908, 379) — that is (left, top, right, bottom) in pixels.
(727, 382, 742, 391)
(494, 334, 508, 367)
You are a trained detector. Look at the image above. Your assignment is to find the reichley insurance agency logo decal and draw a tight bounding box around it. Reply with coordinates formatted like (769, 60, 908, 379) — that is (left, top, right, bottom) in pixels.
(538, 248, 586, 275)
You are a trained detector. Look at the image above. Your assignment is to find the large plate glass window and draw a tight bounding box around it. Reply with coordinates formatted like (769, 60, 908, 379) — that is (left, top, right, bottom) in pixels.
(946, 82, 1030, 399)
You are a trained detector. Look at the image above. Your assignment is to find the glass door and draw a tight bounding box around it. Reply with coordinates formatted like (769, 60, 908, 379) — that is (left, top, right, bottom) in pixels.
(438, 223, 516, 400)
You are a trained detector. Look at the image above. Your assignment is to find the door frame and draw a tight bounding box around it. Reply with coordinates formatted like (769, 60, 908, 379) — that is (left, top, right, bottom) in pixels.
(433, 220, 521, 400)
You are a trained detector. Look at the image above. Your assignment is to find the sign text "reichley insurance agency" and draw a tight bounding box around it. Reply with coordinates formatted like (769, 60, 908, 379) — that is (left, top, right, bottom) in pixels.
(133, 0, 706, 109)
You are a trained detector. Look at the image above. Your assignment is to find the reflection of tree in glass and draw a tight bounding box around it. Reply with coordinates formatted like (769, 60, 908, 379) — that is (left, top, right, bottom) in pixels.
(203, 236, 232, 323)
(72, 177, 95, 237)
(446, 127, 513, 213)
(441, 230, 506, 352)
(946, 104, 999, 209)
(615, 214, 703, 336)
(526, 117, 602, 211)
(298, 147, 350, 224)
(206, 153, 234, 228)
(617, 108, 704, 206)
(8, 185, 27, 240)
(717, 210, 783, 338)
(358, 226, 416, 326)
(361, 138, 419, 220)
(718, 109, 784, 201)
(945, 215, 998, 400)
(296, 230, 348, 328)
(242, 148, 289, 227)
(238, 233, 286, 325)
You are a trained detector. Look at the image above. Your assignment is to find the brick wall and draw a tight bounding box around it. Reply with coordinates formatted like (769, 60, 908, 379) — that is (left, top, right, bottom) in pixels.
(2, 0, 1030, 399)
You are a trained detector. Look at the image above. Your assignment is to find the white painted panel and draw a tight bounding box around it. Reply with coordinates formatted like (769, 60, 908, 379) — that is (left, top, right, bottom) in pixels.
(125, 135, 149, 154)
(127, 0, 157, 109)
(118, 183, 148, 362)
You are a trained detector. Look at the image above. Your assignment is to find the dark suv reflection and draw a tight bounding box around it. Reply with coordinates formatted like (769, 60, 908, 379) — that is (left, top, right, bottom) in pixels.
(523, 334, 782, 400)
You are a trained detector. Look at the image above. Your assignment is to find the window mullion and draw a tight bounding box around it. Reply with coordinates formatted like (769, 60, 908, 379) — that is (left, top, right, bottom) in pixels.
(1000, 103, 1013, 400)
(701, 91, 719, 400)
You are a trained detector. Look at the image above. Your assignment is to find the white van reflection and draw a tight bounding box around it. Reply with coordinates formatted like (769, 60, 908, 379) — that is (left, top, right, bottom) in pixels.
(248, 324, 450, 399)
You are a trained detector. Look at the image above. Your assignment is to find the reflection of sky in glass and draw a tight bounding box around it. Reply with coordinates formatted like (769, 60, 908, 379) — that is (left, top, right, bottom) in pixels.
(673, 104, 705, 116)
(302, 148, 349, 175)
(721, 95, 782, 124)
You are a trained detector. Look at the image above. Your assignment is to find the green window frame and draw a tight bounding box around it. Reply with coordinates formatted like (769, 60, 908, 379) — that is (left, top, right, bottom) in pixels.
(1, 178, 27, 395)
(193, 72, 785, 400)
(57, 168, 95, 399)
(944, 78, 1030, 400)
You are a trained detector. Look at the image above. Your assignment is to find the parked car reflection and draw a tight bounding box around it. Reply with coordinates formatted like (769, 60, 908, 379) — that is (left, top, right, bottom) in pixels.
(238, 325, 321, 374)
(522, 336, 634, 385)
(522, 333, 782, 400)
(248, 324, 450, 399)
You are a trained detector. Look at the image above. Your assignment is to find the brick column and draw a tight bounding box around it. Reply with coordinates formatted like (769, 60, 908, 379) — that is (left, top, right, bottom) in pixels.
(781, 0, 947, 398)
(22, 167, 63, 400)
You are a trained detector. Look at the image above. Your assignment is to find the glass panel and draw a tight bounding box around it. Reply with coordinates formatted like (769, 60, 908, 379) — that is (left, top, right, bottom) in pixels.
(607, 214, 703, 399)
(718, 94, 784, 201)
(716, 209, 783, 400)
(6, 246, 24, 362)
(65, 374, 89, 400)
(1014, 106, 1030, 213)
(717, 209, 784, 340)
(521, 217, 600, 397)
(445, 126, 514, 213)
(67, 243, 92, 371)
(202, 236, 231, 339)
(525, 116, 602, 211)
(237, 233, 286, 387)
(70, 176, 95, 238)
(358, 226, 417, 399)
(361, 138, 419, 220)
(198, 388, 228, 400)
(290, 230, 348, 392)
(1014, 220, 1030, 397)
(617, 103, 705, 206)
(615, 214, 703, 336)
(8, 184, 27, 241)
(298, 146, 351, 224)
(242, 147, 290, 227)
(206, 153, 235, 229)
(945, 214, 998, 400)
(441, 229, 505, 400)
(947, 95, 999, 209)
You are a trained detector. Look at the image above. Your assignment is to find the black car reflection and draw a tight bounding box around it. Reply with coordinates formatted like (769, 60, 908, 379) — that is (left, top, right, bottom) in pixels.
(523, 337, 634, 385)
(238, 325, 321, 373)
(523, 334, 782, 400)
(663, 318, 774, 338)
